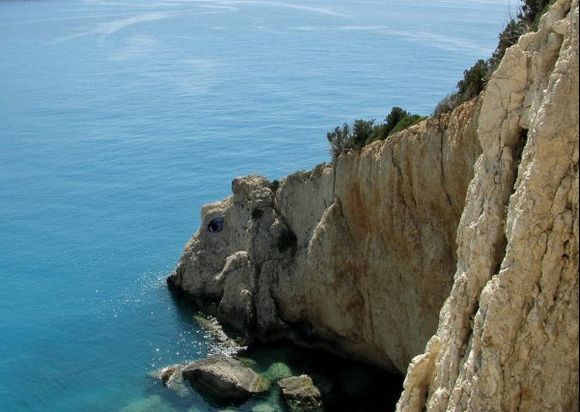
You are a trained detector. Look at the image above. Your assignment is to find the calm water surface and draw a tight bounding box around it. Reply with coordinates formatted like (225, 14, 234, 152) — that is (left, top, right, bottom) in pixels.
(1, 0, 514, 410)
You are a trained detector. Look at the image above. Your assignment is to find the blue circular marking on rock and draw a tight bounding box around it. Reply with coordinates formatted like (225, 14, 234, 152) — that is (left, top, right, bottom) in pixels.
(208, 217, 224, 233)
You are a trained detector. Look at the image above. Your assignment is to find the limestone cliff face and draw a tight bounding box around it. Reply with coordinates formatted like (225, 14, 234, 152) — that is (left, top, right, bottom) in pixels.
(169, 99, 481, 373)
(397, 0, 579, 410)
(169, 0, 579, 406)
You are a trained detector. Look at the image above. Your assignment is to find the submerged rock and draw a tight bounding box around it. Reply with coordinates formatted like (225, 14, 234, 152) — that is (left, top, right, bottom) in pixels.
(119, 395, 176, 412)
(278, 375, 322, 412)
(150, 364, 190, 397)
(181, 354, 270, 401)
(160, 365, 177, 384)
(264, 361, 293, 382)
(193, 313, 245, 354)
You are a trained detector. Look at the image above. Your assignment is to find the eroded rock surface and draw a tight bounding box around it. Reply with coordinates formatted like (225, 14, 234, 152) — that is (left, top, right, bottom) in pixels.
(169, 99, 481, 373)
(397, 1, 579, 410)
(168, 1, 578, 409)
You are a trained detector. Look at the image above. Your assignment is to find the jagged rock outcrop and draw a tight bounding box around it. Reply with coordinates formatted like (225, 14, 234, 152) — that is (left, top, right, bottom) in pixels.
(168, 1, 578, 408)
(397, 0, 579, 410)
(169, 99, 482, 373)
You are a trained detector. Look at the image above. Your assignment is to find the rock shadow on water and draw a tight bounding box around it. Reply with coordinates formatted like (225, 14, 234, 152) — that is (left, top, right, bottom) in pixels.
(163, 284, 403, 410)
(237, 341, 404, 411)
(141, 340, 403, 411)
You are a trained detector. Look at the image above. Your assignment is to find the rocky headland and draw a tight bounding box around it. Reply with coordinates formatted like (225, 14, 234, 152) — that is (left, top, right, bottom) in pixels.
(167, 0, 579, 409)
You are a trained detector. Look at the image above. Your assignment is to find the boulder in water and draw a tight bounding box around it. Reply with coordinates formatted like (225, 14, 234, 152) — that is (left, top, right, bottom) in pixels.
(182, 354, 270, 401)
(278, 374, 322, 411)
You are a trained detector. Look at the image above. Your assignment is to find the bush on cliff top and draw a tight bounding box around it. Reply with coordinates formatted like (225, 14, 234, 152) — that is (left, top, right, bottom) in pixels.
(327, 107, 427, 160)
(433, 0, 555, 116)
(326, 0, 555, 160)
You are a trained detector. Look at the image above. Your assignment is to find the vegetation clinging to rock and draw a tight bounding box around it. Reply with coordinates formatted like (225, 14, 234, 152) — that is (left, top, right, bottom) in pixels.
(327, 0, 554, 160)
(327, 107, 427, 160)
(433, 0, 555, 116)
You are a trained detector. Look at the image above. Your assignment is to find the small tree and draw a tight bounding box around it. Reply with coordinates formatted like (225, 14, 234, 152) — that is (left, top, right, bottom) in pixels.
(327, 123, 351, 160)
(389, 114, 427, 135)
(385, 107, 408, 135)
(457, 59, 490, 99)
(433, 94, 458, 116)
(352, 119, 375, 147)
(326, 108, 426, 160)
(489, 19, 526, 69)
(432, 0, 554, 117)
(520, 0, 553, 24)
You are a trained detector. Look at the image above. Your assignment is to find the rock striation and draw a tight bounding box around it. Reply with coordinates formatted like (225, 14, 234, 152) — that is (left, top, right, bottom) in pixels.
(397, 0, 579, 410)
(169, 98, 481, 373)
(168, 0, 578, 409)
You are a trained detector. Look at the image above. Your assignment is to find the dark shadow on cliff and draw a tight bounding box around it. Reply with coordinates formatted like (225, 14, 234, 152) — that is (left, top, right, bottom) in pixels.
(166, 281, 404, 410)
(237, 341, 404, 411)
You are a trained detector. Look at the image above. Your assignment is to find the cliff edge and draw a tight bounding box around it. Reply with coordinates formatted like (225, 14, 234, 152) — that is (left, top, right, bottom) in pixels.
(168, 0, 578, 409)
(398, 0, 578, 410)
(169, 97, 481, 373)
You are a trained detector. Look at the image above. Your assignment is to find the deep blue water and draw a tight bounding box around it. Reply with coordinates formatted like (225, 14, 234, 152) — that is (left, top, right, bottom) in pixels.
(1, 0, 514, 410)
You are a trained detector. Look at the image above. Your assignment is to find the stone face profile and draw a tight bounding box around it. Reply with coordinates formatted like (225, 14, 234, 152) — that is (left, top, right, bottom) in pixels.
(169, 0, 579, 409)
(169, 98, 482, 373)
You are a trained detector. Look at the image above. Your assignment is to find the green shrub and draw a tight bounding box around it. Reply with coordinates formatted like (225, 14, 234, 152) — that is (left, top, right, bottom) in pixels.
(434, 59, 490, 116)
(384, 107, 427, 135)
(368, 124, 389, 143)
(433, 93, 459, 116)
(389, 114, 427, 135)
(327, 107, 427, 159)
(489, 19, 527, 69)
(433, 0, 554, 116)
(327, 119, 376, 159)
(385, 107, 408, 134)
(521, 0, 555, 26)
(327, 122, 352, 159)
(352, 119, 375, 147)
(457, 59, 490, 98)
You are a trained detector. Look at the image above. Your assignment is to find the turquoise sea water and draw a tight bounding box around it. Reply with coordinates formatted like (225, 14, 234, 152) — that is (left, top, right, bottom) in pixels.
(1, 0, 514, 410)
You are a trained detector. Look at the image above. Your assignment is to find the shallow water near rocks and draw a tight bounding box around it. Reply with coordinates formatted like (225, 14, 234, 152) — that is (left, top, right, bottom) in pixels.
(237, 342, 403, 411)
(157, 341, 403, 411)
(1, 0, 514, 410)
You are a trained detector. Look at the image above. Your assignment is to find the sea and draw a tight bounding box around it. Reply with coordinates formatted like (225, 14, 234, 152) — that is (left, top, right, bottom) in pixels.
(1, 0, 515, 410)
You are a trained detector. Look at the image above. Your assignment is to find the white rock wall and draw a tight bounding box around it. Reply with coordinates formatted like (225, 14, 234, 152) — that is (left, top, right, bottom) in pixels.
(170, 100, 481, 373)
(169, 4, 578, 407)
(397, 1, 579, 410)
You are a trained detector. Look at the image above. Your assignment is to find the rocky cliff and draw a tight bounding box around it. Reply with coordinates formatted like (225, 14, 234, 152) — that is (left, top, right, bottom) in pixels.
(168, 0, 578, 408)
(169, 97, 481, 373)
(398, 0, 578, 410)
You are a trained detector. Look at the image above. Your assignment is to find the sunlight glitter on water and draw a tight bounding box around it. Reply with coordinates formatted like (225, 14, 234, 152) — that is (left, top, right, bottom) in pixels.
(0, 0, 514, 410)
